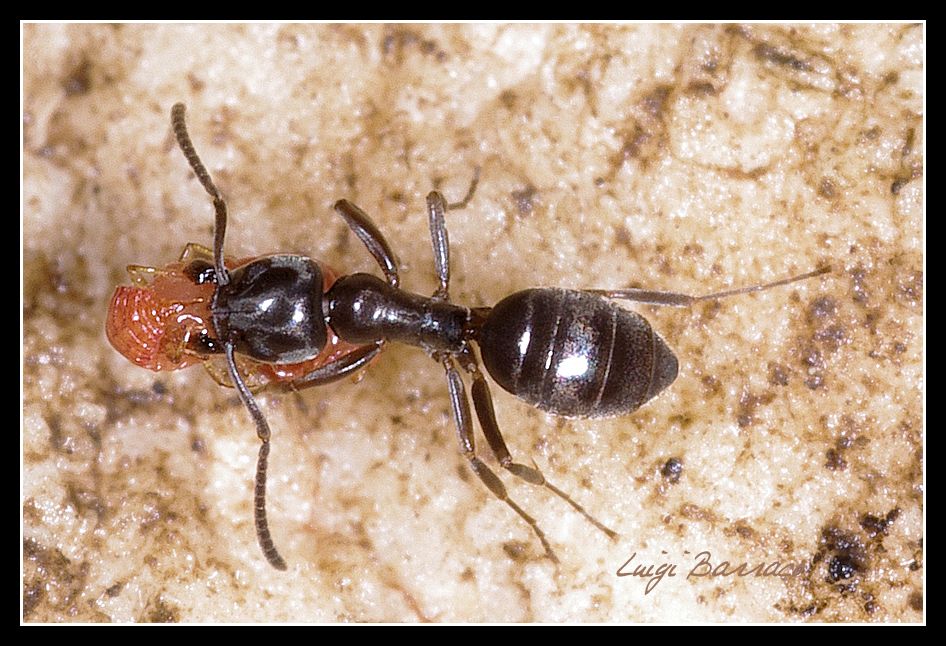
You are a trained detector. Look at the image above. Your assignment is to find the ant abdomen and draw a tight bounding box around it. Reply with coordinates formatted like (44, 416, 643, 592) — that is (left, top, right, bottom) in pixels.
(477, 288, 679, 418)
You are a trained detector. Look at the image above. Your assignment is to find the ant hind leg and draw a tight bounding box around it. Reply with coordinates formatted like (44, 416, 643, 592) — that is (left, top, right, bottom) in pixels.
(586, 266, 831, 307)
(440, 355, 559, 563)
(461, 349, 618, 541)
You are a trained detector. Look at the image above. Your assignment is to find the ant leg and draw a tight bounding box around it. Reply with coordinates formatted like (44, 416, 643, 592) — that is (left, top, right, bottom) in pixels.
(426, 192, 450, 301)
(586, 266, 830, 307)
(426, 167, 480, 301)
(459, 350, 618, 540)
(171, 103, 230, 287)
(333, 200, 400, 288)
(441, 355, 559, 563)
(278, 343, 383, 392)
(224, 342, 288, 571)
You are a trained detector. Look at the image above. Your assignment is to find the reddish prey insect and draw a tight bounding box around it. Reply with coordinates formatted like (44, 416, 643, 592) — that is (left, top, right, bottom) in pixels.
(107, 103, 829, 570)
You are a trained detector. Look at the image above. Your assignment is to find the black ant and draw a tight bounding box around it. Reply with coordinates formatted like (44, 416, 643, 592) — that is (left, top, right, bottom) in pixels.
(106, 103, 829, 570)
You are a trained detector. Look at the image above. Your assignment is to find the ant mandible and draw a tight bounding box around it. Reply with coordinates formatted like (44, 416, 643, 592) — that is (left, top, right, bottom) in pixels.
(106, 103, 830, 571)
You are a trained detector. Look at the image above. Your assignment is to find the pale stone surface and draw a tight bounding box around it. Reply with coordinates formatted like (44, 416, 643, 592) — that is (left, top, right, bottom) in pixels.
(23, 23, 923, 623)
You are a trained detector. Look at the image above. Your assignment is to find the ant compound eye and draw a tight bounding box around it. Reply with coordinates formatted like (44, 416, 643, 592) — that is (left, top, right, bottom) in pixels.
(185, 329, 223, 355)
(184, 260, 217, 285)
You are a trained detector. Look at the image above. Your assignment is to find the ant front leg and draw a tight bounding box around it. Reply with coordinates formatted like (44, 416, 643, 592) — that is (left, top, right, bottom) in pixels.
(457, 348, 618, 540)
(440, 354, 558, 563)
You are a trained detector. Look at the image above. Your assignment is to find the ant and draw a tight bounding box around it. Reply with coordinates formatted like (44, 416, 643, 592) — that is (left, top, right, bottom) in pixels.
(106, 103, 830, 571)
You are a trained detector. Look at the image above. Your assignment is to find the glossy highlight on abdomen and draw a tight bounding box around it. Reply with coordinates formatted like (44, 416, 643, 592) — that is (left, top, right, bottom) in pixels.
(477, 289, 679, 418)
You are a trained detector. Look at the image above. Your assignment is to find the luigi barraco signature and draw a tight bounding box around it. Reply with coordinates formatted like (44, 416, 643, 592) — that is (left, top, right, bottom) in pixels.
(616, 550, 808, 595)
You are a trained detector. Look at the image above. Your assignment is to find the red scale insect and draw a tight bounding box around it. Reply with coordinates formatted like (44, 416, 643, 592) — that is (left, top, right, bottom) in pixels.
(107, 260, 217, 372)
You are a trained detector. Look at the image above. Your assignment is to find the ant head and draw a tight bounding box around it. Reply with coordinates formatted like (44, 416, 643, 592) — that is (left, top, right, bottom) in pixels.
(211, 255, 329, 365)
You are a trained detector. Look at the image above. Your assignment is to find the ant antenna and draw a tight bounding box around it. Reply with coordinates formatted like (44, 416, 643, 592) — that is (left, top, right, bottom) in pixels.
(170, 103, 230, 287)
(173, 103, 286, 570)
(225, 344, 288, 571)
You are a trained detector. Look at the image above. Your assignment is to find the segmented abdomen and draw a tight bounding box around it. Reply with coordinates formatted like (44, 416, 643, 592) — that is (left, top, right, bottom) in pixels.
(477, 288, 679, 418)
